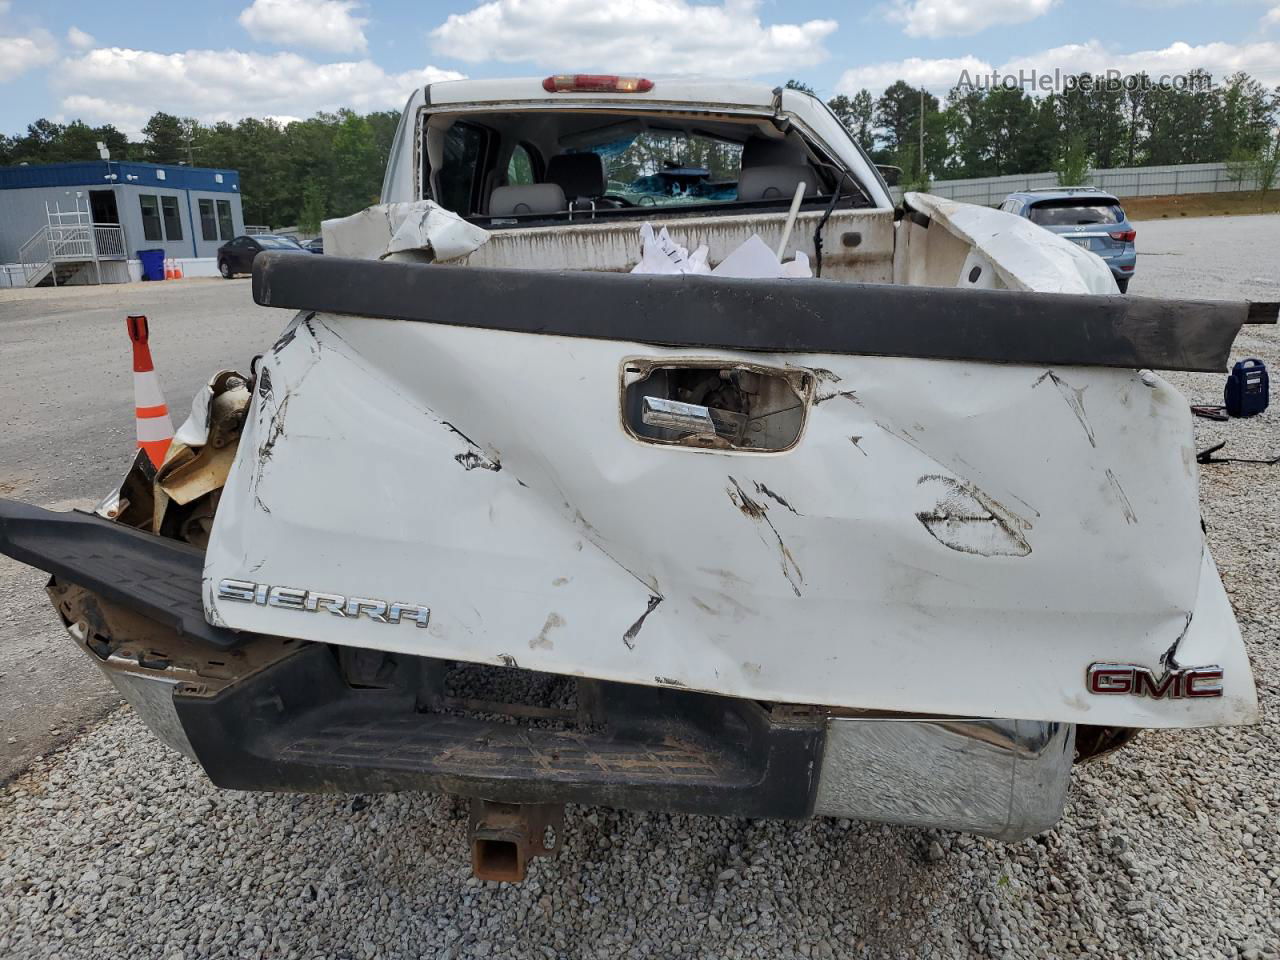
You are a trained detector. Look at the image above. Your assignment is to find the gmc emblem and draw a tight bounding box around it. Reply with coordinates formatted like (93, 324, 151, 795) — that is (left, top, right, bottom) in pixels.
(1086, 662, 1223, 699)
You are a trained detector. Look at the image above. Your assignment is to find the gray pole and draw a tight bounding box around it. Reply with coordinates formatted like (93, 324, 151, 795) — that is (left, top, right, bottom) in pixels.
(919, 88, 925, 179)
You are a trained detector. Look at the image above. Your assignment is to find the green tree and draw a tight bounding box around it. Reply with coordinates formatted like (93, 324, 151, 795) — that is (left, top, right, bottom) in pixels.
(784, 79, 816, 95)
(331, 110, 382, 216)
(876, 81, 938, 168)
(1227, 130, 1280, 205)
(1055, 133, 1092, 186)
(828, 90, 875, 148)
(141, 112, 197, 164)
(298, 178, 328, 233)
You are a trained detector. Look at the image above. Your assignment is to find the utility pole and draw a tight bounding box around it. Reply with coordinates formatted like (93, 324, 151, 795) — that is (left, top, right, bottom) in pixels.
(919, 87, 925, 181)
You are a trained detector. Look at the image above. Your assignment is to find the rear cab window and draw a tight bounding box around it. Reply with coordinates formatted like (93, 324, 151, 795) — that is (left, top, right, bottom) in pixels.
(422, 107, 872, 225)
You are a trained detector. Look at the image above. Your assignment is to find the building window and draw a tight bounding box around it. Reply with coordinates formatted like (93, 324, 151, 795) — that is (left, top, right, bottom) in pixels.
(199, 199, 217, 241)
(139, 195, 162, 242)
(161, 196, 183, 241)
(216, 200, 234, 241)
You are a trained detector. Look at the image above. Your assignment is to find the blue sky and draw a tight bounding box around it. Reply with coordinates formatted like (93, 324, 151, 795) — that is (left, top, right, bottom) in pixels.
(1, 0, 1277, 137)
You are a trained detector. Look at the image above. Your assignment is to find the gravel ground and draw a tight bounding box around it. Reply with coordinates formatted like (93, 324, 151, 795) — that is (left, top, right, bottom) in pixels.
(1, 216, 1278, 959)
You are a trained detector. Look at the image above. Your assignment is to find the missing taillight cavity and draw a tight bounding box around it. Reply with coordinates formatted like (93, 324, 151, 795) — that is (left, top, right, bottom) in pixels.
(542, 74, 654, 93)
(621, 359, 812, 453)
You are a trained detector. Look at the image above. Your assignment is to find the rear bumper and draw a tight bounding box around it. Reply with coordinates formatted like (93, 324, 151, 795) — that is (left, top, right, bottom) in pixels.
(97, 631, 1072, 840)
(1105, 253, 1137, 277)
(6, 497, 1073, 839)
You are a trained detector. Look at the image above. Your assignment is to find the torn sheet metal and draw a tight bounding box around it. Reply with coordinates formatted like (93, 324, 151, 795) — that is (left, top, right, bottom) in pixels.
(204, 312, 1257, 729)
(904, 192, 1117, 295)
(322, 200, 489, 263)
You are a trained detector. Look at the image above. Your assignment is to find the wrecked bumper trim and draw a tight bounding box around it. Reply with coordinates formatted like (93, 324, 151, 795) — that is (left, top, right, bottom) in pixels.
(252, 252, 1264, 372)
(815, 717, 1074, 841)
(174, 643, 825, 819)
(0, 498, 243, 650)
(93, 633, 1072, 838)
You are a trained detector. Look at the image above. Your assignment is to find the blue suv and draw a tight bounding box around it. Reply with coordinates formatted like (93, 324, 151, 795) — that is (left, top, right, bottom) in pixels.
(1000, 188, 1137, 292)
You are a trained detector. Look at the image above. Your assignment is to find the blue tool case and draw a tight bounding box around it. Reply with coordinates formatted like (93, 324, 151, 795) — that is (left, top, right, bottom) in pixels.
(1224, 358, 1269, 417)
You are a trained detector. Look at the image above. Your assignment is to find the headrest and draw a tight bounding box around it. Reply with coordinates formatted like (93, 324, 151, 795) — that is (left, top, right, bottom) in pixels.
(741, 136, 807, 168)
(736, 165, 820, 202)
(546, 153, 607, 199)
(489, 183, 566, 217)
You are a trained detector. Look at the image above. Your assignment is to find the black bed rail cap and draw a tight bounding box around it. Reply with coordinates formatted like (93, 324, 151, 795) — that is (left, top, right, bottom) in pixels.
(253, 251, 1251, 373)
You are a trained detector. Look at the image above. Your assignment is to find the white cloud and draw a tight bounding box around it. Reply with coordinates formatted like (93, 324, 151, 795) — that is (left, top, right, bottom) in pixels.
(837, 55, 994, 94)
(885, 0, 1057, 38)
(430, 0, 838, 76)
(0, 27, 57, 82)
(837, 38, 1280, 96)
(1263, 4, 1280, 27)
(57, 48, 463, 136)
(239, 0, 368, 54)
(67, 26, 95, 49)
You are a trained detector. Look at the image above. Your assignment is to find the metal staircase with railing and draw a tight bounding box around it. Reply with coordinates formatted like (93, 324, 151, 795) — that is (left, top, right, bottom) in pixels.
(18, 201, 128, 288)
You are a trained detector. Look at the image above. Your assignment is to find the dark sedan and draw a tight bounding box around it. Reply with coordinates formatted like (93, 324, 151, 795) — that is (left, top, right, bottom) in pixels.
(217, 234, 308, 278)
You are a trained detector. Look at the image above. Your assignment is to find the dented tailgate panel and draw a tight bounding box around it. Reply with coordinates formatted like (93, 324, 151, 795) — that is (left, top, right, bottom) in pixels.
(204, 312, 1257, 728)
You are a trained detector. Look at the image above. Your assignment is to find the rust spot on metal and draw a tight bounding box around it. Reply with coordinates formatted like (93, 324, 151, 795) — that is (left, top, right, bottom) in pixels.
(469, 799, 564, 883)
(622, 596, 662, 650)
(727, 477, 768, 521)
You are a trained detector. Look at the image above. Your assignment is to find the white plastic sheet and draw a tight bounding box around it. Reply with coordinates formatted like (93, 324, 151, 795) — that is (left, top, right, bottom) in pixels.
(322, 200, 490, 263)
(630, 223, 812, 278)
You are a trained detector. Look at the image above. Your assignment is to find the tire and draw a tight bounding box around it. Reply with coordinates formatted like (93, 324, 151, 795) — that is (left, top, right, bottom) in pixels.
(219, 260, 233, 279)
(1116, 277, 1130, 294)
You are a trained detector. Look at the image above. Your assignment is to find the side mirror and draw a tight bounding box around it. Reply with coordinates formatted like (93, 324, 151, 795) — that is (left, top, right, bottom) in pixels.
(876, 165, 903, 187)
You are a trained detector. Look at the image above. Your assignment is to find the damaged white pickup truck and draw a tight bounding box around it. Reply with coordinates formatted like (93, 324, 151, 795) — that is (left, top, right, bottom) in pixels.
(1, 76, 1269, 882)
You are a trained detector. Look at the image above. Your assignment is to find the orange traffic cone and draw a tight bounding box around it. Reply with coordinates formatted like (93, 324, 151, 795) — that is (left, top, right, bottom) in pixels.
(126, 315, 174, 468)
(164, 258, 175, 280)
(172, 260, 184, 279)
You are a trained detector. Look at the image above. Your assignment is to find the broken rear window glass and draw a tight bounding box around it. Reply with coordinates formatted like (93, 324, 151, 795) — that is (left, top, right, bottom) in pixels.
(576, 132, 742, 207)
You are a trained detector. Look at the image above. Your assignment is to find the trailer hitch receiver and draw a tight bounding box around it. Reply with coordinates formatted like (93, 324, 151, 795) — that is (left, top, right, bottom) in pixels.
(469, 799, 564, 883)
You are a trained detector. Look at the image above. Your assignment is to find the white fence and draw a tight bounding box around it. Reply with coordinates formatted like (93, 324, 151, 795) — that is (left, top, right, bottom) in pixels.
(904, 161, 1264, 207)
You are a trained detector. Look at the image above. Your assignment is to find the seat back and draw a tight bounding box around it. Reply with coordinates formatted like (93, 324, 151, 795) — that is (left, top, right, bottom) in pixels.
(489, 183, 566, 216)
(546, 153, 607, 201)
(736, 165, 819, 202)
